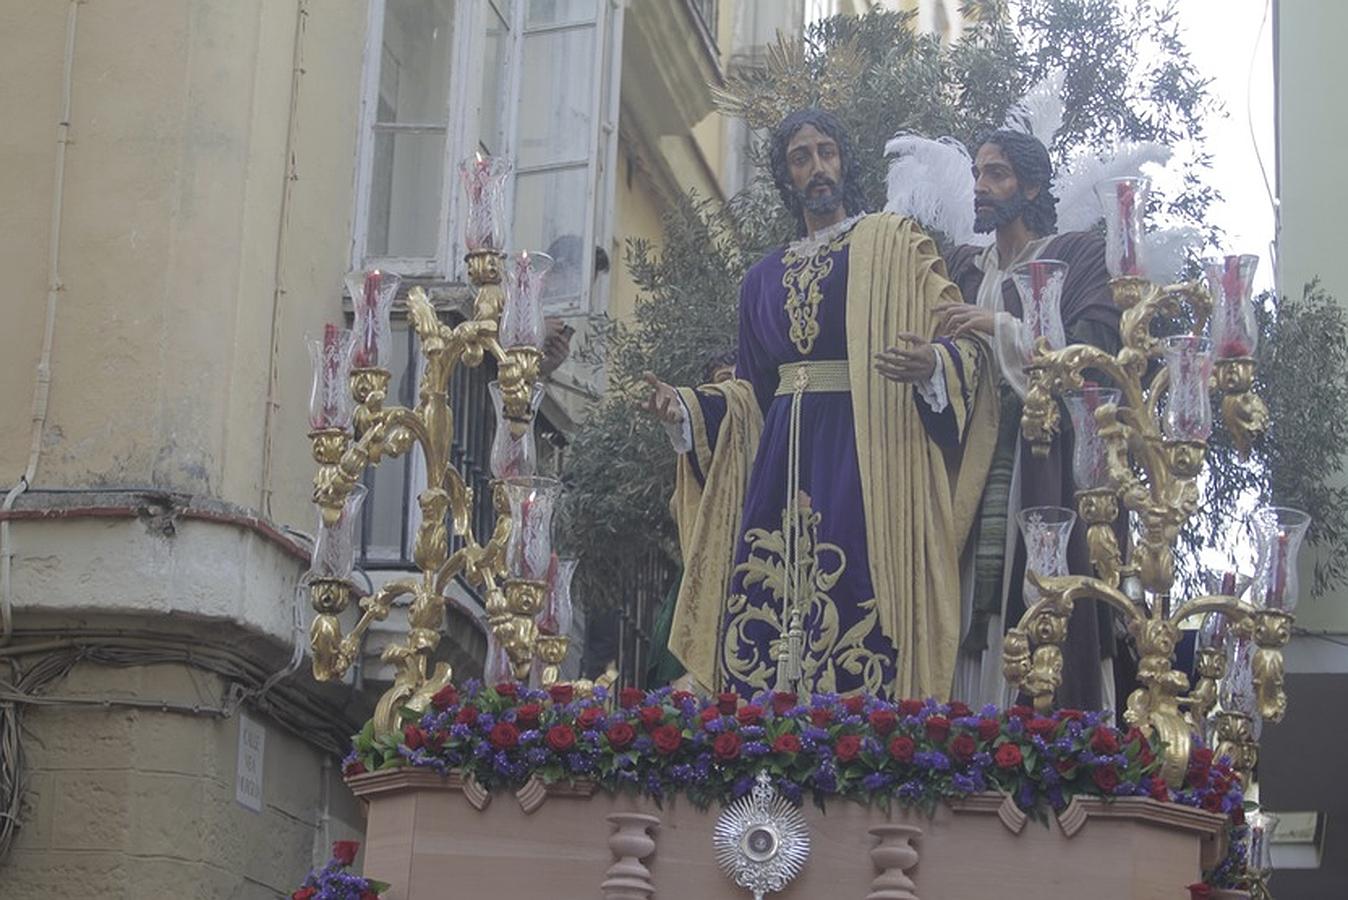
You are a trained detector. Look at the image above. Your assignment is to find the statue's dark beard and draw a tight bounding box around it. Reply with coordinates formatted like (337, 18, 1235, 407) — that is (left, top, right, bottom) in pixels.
(796, 175, 843, 216)
(974, 190, 1030, 233)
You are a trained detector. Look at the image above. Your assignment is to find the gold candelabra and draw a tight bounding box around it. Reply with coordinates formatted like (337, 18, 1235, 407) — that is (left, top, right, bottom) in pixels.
(303, 155, 575, 735)
(1005, 238, 1298, 789)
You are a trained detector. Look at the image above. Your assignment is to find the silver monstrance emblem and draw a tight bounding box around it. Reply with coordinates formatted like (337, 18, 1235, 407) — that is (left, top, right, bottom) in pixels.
(712, 770, 811, 900)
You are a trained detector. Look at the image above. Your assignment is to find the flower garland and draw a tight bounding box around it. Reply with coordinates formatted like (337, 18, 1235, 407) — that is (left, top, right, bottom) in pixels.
(346, 682, 1243, 823)
(291, 840, 388, 900)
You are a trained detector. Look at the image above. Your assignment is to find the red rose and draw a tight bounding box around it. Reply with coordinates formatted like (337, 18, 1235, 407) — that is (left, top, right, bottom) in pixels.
(342, 759, 367, 778)
(489, 722, 520, 750)
(835, 734, 863, 762)
(515, 703, 543, 729)
(671, 690, 695, 707)
(699, 706, 721, 727)
(868, 709, 899, 736)
(639, 706, 665, 730)
(403, 725, 426, 750)
(430, 684, 459, 710)
(293, 889, 318, 900)
(713, 731, 743, 761)
(619, 687, 644, 708)
(1057, 708, 1084, 722)
(455, 704, 479, 726)
(977, 718, 1001, 743)
(995, 744, 1023, 770)
(1201, 792, 1223, 813)
(888, 735, 916, 763)
(546, 724, 576, 752)
(950, 733, 977, 763)
(1054, 757, 1077, 776)
(1027, 717, 1057, 738)
(1092, 764, 1120, 793)
(606, 722, 636, 750)
(1009, 705, 1035, 721)
(898, 699, 925, 717)
(495, 682, 518, 699)
(331, 840, 360, 866)
(548, 684, 574, 705)
(947, 701, 972, 718)
(809, 707, 834, 728)
(577, 706, 604, 730)
(1147, 777, 1170, 802)
(1188, 883, 1212, 899)
(773, 734, 802, 754)
(771, 692, 798, 716)
(652, 724, 683, 755)
(737, 705, 764, 726)
(925, 715, 951, 744)
(843, 695, 866, 715)
(1090, 727, 1120, 755)
(1190, 747, 1214, 768)
(717, 692, 740, 715)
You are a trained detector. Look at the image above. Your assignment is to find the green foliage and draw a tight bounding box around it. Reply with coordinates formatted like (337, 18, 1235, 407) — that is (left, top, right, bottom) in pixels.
(1261, 282, 1348, 595)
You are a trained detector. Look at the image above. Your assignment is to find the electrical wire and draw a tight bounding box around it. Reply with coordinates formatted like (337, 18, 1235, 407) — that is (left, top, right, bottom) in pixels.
(0, 631, 365, 863)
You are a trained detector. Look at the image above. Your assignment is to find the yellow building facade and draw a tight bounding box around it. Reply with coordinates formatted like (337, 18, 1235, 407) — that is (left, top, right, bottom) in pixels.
(0, 0, 857, 893)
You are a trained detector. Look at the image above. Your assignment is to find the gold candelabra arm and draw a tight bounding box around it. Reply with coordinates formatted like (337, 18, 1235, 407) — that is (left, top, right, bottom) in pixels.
(1251, 609, 1293, 723)
(534, 635, 571, 687)
(1119, 280, 1211, 363)
(1213, 710, 1259, 788)
(1077, 489, 1123, 588)
(308, 577, 420, 686)
(1215, 357, 1269, 457)
(1005, 573, 1145, 712)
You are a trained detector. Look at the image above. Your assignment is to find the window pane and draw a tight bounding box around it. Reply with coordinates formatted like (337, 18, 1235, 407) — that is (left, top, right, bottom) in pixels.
(360, 329, 415, 563)
(477, 6, 510, 153)
(516, 27, 596, 168)
(526, 0, 597, 28)
(514, 166, 588, 312)
(368, 129, 445, 258)
(379, 0, 455, 125)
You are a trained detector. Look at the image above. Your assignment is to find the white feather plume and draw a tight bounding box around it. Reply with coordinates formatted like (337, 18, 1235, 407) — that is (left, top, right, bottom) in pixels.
(1141, 226, 1201, 285)
(1003, 70, 1067, 148)
(1055, 141, 1172, 233)
(884, 132, 987, 246)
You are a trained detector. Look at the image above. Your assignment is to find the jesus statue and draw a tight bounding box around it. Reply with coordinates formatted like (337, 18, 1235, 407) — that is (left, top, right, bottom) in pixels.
(644, 108, 997, 699)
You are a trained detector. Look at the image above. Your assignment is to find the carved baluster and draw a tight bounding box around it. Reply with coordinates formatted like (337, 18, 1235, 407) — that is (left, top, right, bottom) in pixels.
(867, 824, 922, 900)
(601, 812, 659, 900)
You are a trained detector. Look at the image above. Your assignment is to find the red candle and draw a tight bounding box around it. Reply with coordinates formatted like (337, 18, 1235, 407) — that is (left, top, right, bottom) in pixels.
(1219, 255, 1254, 357)
(321, 323, 341, 426)
(1117, 182, 1138, 276)
(355, 270, 381, 368)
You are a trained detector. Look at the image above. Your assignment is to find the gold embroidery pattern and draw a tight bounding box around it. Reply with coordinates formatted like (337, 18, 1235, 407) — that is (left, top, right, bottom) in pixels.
(719, 496, 890, 694)
(780, 228, 851, 355)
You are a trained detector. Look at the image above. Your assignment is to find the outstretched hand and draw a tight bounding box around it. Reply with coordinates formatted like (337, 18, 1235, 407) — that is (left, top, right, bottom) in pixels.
(934, 302, 995, 339)
(874, 332, 937, 384)
(640, 371, 685, 425)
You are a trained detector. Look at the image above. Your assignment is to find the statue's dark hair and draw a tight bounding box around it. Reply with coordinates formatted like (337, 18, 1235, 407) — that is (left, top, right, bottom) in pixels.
(975, 129, 1059, 235)
(769, 108, 867, 237)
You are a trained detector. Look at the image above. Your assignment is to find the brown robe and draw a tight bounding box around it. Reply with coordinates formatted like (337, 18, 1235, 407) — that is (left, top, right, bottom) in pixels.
(946, 231, 1124, 711)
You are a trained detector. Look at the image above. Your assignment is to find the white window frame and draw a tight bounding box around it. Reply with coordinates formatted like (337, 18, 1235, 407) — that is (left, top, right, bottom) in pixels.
(351, 0, 620, 303)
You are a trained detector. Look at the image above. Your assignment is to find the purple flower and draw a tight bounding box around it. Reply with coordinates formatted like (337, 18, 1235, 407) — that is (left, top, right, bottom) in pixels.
(862, 772, 893, 792)
(952, 773, 978, 794)
(898, 780, 923, 801)
(743, 741, 770, 757)
(732, 776, 755, 798)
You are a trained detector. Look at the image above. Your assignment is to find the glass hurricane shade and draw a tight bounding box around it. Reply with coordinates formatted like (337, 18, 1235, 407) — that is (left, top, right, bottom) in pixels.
(1007, 258, 1069, 360)
(306, 326, 357, 431)
(504, 477, 562, 582)
(459, 153, 512, 252)
(537, 556, 578, 637)
(309, 484, 368, 581)
(1017, 505, 1077, 605)
(1063, 387, 1122, 491)
(1096, 176, 1150, 278)
(343, 269, 401, 369)
(1162, 335, 1214, 442)
(1204, 254, 1260, 359)
(500, 250, 553, 351)
(489, 380, 545, 479)
(1249, 507, 1311, 612)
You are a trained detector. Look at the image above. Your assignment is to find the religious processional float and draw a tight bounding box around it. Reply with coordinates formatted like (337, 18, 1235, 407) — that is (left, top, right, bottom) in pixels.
(292, 146, 1291, 899)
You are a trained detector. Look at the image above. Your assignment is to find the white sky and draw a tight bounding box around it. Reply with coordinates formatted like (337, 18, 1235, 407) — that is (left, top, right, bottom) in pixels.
(1173, 0, 1277, 293)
